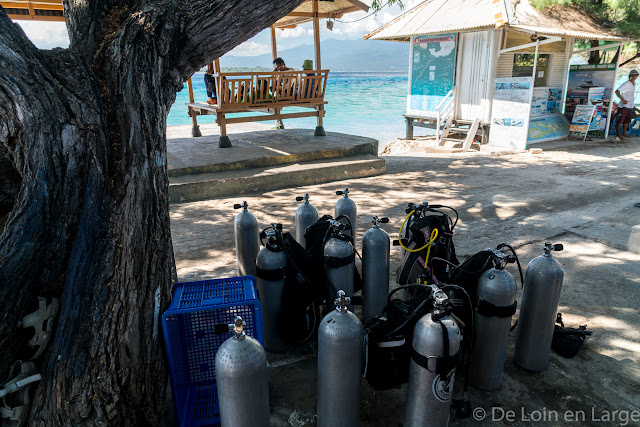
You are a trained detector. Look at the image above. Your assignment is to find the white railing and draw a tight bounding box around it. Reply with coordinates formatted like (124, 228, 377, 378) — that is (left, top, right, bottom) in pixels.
(435, 86, 456, 145)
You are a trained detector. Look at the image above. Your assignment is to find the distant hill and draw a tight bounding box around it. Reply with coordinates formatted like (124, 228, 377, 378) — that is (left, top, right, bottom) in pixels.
(220, 38, 409, 72)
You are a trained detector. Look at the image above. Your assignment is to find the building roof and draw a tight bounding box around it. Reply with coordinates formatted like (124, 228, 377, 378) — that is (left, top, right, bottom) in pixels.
(2, 0, 369, 25)
(365, 0, 629, 42)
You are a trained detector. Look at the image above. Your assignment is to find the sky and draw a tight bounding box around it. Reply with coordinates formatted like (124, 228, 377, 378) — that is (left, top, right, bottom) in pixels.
(15, 0, 424, 53)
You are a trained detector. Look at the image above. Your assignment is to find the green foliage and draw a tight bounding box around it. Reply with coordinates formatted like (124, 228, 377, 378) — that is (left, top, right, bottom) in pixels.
(531, 0, 640, 38)
(371, 0, 403, 11)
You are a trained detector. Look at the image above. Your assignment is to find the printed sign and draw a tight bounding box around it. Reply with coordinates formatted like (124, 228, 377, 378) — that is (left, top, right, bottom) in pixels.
(566, 64, 616, 131)
(588, 87, 605, 131)
(528, 114, 570, 143)
(569, 104, 596, 136)
(408, 33, 457, 115)
(489, 77, 533, 150)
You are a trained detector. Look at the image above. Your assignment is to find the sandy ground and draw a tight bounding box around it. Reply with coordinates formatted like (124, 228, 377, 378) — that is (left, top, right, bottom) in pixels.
(169, 136, 640, 426)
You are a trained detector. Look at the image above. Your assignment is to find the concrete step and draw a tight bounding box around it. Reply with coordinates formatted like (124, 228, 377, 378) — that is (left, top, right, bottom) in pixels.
(169, 154, 386, 203)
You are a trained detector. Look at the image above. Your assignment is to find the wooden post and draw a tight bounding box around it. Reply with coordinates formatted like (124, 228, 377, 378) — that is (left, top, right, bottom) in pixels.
(217, 112, 231, 148)
(187, 77, 201, 137)
(312, 0, 326, 135)
(605, 46, 622, 140)
(313, 0, 321, 70)
(271, 26, 278, 61)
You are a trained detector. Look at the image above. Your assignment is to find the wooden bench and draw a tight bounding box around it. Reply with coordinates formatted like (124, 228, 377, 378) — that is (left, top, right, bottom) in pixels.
(187, 70, 329, 147)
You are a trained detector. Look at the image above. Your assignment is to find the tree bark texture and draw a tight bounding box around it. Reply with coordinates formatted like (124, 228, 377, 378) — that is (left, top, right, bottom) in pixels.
(0, 0, 303, 425)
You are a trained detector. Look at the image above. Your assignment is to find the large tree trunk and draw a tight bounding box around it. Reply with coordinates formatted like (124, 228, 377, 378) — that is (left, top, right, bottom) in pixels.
(0, 1, 303, 425)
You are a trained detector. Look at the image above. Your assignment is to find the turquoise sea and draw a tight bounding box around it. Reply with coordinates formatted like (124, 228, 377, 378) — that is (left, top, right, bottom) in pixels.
(167, 72, 431, 144)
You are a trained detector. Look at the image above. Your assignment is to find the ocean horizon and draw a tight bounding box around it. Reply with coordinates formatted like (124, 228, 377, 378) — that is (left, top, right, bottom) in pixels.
(167, 71, 434, 145)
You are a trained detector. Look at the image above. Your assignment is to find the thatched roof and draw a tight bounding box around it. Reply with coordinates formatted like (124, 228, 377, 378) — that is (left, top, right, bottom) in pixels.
(365, 0, 629, 42)
(1, 0, 369, 26)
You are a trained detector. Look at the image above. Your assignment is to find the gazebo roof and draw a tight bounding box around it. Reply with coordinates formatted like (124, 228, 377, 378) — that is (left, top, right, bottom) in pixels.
(2, 0, 369, 25)
(364, 0, 629, 42)
(274, 0, 369, 29)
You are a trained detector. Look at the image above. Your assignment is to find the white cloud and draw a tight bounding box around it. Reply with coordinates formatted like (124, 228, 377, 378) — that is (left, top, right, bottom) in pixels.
(278, 25, 314, 39)
(228, 41, 271, 57)
(16, 21, 69, 49)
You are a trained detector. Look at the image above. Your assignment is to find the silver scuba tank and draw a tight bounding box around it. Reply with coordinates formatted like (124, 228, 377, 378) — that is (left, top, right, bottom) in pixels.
(215, 317, 270, 427)
(514, 242, 564, 371)
(234, 201, 259, 277)
(468, 249, 518, 391)
(362, 216, 390, 320)
(255, 224, 288, 352)
(405, 285, 461, 427)
(323, 220, 355, 308)
(317, 291, 363, 427)
(295, 193, 318, 249)
(335, 187, 357, 242)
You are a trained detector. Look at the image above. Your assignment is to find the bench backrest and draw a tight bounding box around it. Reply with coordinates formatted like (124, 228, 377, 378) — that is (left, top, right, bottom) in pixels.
(215, 70, 329, 108)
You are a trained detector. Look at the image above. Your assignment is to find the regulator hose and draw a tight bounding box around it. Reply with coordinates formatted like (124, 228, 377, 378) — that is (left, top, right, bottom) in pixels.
(398, 210, 439, 258)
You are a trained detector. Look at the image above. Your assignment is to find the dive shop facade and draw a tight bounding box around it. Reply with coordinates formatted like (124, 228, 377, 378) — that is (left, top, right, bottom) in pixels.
(365, 0, 630, 151)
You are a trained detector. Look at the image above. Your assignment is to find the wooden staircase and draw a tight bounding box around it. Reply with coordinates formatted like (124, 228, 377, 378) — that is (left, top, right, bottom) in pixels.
(438, 118, 482, 151)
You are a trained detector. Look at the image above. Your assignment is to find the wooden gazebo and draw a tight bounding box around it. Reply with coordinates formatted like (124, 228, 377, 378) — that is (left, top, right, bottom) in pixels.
(186, 0, 369, 147)
(0, 0, 64, 21)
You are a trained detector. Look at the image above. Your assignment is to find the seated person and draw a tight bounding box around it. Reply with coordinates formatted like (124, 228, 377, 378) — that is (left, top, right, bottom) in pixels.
(273, 57, 293, 72)
(204, 68, 217, 104)
(300, 59, 317, 98)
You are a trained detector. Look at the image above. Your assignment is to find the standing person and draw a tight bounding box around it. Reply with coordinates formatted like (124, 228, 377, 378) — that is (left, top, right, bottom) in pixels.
(614, 69, 639, 141)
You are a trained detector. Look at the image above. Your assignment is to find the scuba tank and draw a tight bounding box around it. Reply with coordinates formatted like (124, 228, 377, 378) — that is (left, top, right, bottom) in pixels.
(234, 201, 259, 277)
(405, 285, 461, 427)
(468, 249, 518, 391)
(255, 224, 288, 352)
(317, 291, 363, 427)
(335, 187, 357, 243)
(215, 317, 270, 427)
(362, 215, 390, 320)
(295, 193, 318, 249)
(323, 219, 355, 309)
(514, 242, 564, 371)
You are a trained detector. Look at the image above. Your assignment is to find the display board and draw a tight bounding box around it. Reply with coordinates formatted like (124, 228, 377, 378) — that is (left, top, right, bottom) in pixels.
(408, 33, 457, 115)
(530, 87, 562, 117)
(528, 86, 569, 143)
(569, 104, 596, 139)
(489, 77, 533, 150)
(566, 64, 616, 131)
(588, 87, 605, 131)
(528, 115, 570, 143)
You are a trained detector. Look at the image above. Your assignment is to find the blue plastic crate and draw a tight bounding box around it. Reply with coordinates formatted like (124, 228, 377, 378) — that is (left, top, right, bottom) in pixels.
(162, 276, 263, 427)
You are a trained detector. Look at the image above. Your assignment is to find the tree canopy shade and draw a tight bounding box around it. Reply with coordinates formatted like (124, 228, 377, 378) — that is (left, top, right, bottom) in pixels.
(531, 0, 640, 64)
(0, 0, 304, 425)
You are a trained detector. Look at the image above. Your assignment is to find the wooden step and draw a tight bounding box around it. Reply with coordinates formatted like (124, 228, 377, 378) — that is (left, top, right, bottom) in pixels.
(449, 127, 470, 132)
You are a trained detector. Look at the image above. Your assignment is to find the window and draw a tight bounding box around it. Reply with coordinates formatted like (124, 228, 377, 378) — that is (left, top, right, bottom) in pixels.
(513, 54, 550, 87)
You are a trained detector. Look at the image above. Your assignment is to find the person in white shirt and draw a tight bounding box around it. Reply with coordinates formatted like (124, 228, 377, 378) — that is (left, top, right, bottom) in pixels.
(614, 69, 639, 140)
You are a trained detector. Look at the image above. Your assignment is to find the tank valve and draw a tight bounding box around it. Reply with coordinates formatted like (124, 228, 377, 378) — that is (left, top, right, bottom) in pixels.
(334, 290, 351, 312)
(234, 201, 249, 211)
(296, 193, 310, 203)
(544, 241, 564, 255)
(230, 316, 246, 338)
(336, 187, 350, 197)
(371, 215, 389, 226)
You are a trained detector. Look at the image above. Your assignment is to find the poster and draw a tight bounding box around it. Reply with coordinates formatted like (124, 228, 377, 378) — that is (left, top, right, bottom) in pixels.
(489, 77, 533, 150)
(588, 87, 605, 131)
(566, 64, 616, 130)
(530, 87, 563, 118)
(408, 34, 457, 115)
(528, 115, 570, 143)
(569, 104, 596, 135)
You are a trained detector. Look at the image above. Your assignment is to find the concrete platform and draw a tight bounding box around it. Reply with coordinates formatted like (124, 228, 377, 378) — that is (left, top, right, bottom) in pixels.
(167, 123, 383, 202)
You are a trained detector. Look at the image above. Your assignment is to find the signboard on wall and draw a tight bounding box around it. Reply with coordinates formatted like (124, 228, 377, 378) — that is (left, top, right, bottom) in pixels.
(489, 77, 533, 150)
(566, 64, 616, 131)
(407, 33, 457, 115)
